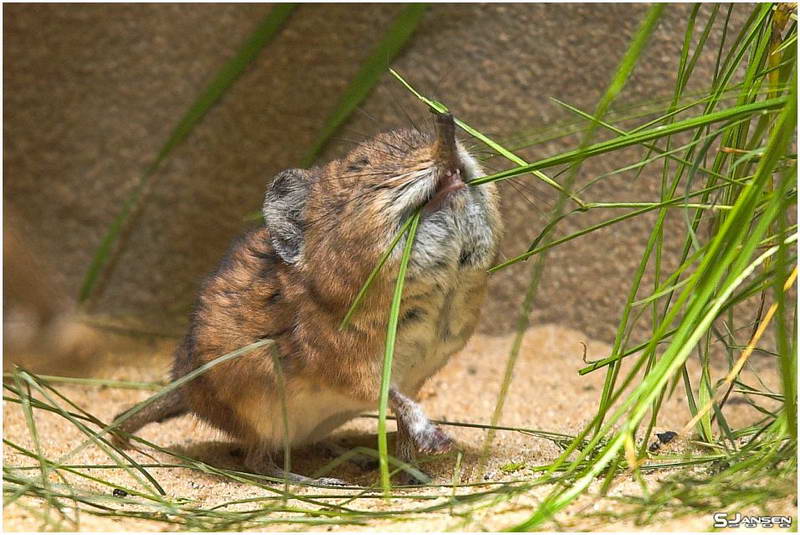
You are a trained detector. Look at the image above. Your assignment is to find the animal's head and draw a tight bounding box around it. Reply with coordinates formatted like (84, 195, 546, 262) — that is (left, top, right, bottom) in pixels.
(262, 113, 501, 287)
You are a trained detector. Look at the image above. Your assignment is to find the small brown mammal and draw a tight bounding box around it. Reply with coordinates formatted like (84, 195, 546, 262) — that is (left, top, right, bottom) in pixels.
(112, 112, 502, 485)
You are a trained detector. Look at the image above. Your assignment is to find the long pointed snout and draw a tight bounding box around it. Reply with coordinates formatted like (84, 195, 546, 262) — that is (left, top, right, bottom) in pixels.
(433, 112, 458, 172)
(424, 111, 466, 214)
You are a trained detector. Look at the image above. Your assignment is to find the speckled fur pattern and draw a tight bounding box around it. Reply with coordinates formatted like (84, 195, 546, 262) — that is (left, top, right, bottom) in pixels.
(113, 121, 502, 485)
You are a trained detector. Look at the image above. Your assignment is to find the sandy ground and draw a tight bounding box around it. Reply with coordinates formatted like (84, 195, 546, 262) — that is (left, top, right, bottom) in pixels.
(3, 324, 795, 532)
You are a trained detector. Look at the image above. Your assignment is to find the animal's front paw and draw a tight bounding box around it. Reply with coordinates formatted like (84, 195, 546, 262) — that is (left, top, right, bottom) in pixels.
(414, 425, 455, 455)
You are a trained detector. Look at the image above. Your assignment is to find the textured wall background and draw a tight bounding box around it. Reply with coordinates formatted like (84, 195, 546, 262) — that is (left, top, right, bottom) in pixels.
(4, 3, 748, 343)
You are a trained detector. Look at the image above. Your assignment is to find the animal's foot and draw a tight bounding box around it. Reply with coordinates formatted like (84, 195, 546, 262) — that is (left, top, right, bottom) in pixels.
(413, 425, 454, 455)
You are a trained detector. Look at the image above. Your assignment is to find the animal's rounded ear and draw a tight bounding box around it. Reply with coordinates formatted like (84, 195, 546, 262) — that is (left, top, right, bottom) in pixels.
(263, 169, 312, 264)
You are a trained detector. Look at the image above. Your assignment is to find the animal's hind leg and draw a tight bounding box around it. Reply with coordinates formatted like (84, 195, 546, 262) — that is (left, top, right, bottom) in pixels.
(244, 442, 350, 487)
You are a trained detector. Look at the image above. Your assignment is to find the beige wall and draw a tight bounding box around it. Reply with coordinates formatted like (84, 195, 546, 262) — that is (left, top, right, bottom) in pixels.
(4, 3, 748, 343)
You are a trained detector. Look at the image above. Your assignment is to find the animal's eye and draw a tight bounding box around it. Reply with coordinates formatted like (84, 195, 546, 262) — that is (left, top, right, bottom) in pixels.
(347, 158, 369, 172)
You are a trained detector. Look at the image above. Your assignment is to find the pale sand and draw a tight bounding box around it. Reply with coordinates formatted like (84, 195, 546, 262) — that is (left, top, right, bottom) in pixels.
(3, 324, 794, 531)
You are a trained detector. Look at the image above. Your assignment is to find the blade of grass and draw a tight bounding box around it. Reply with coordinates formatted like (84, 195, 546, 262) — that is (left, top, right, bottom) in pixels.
(468, 96, 787, 187)
(772, 150, 797, 440)
(549, 97, 746, 189)
(7, 371, 168, 498)
(682, 265, 797, 435)
(476, 4, 665, 482)
(513, 67, 796, 530)
(578, 327, 679, 376)
(490, 178, 744, 273)
(339, 213, 418, 330)
(377, 210, 421, 495)
(59, 338, 273, 466)
(11, 374, 57, 528)
(504, 81, 782, 157)
(1, 373, 164, 391)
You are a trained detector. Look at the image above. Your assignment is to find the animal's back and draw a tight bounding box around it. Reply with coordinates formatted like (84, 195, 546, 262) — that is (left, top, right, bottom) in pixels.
(174, 226, 295, 444)
(174, 226, 375, 449)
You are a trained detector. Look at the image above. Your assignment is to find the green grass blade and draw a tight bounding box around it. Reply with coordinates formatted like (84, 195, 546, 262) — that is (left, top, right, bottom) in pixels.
(469, 96, 786, 187)
(10, 371, 168, 498)
(578, 327, 679, 376)
(1, 373, 164, 391)
(301, 4, 428, 167)
(490, 179, 740, 273)
(480, 2, 665, 486)
(774, 166, 797, 439)
(11, 373, 57, 527)
(549, 97, 743, 187)
(78, 5, 297, 303)
(339, 214, 418, 330)
(513, 65, 796, 531)
(377, 210, 421, 495)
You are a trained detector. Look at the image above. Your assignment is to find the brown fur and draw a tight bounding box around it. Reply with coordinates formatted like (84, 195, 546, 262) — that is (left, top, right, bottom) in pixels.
(113, 114, 502, 485)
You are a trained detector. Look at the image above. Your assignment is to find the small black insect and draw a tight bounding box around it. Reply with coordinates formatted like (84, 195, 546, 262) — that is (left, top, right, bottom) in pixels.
(112, 488, 128, 498)
(648, 430, 678, 453)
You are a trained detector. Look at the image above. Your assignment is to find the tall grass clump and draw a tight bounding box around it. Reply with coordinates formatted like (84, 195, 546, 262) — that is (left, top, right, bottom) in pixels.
(4, 2, 796, 531)
(474, 3, 797, 528)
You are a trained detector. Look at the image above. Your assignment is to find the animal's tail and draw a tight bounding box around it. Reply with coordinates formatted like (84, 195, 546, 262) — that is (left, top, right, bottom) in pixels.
(111, 388, 187, 448)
